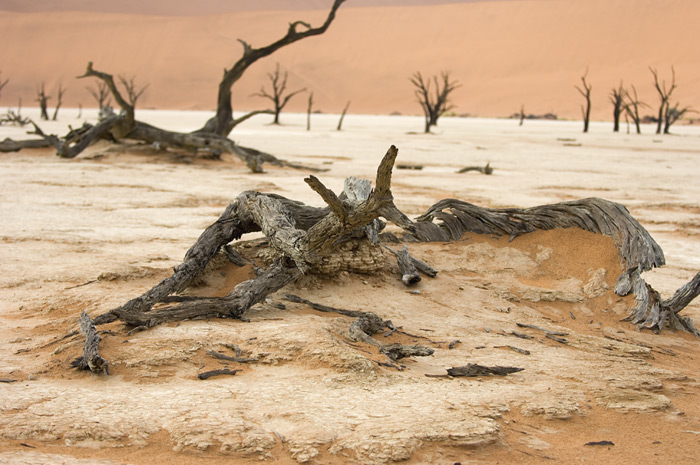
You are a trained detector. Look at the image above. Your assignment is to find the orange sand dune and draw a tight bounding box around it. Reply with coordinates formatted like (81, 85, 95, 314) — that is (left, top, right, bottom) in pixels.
(0, 0, 698, 121)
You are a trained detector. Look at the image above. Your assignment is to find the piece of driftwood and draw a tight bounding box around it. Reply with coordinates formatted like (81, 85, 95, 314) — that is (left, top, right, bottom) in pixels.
(447, 364, 524, 377)
(383, 244, 438, 279)
(198, 369, 242, 380)
(585, 440, 615, 447)
(395, 245, 421, 285)
(0, 137, 51, 152)
(457, 162, 493, 175)
(0, 379, 17, 383)
(206, 349, 258, 363)
(71, 311, 109, 375)
(516, 323, 568, 337)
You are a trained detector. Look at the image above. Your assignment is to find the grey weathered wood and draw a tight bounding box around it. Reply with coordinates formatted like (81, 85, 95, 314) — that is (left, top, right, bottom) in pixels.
(1, 137, 51, 152)
(395, 245, 421, 286)
(198, 369, 241, 380)
(457, 162, 492, 175)
(446, 364, 524, 377)
(72, 311, 108, 375)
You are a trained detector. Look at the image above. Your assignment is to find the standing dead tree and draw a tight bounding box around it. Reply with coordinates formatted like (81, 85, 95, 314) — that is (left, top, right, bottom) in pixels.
(71, 145, 700, 375)
(623, 85, 647, 134)
(51, 83, 66, 121)
(36, 82, 51, 120)
(86, 81, 112, 116)
(252, 63, 306, 125)
(2, 0, 346, 170)
(610, 81, 624, 132)
(118, 75, 148, 107)
(306, 92, 314, 131)
(337, 100, 351, 131)
(575, 70, 592, 133)
(650, 66, 677, 134)
(663, 102, 696, 134)
(410, 71, 460, 133)
(0, 72, 8, 100)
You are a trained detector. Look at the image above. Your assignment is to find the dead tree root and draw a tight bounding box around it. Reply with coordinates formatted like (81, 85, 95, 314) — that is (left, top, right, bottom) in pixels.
(71, 144, 699, 374)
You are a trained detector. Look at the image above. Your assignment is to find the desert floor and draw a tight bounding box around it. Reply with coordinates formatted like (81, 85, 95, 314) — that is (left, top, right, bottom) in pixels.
(1, 109, 699, 464)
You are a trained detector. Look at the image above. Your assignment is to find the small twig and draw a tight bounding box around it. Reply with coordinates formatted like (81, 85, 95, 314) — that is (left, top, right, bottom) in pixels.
(494, 345, 531, 355)
(64, 279, 97, 290)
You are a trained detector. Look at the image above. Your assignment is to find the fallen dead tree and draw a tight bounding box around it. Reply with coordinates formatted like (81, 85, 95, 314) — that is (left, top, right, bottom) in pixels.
(0, 1, 346, 172)
(72, 145, 699, 374)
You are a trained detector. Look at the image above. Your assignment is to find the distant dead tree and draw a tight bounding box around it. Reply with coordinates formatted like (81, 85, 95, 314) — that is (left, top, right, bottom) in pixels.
(36, 82, 51, 120)
(52, 83, 66, 121)
(410, 71, 460, 133)
(337, 100, 351, 131)
(610, 81, 625, 132)
(0, 72, 8, 100)
(518, 104, 526, 126)
(575, 70, 592, 133)
(252, 63, 305, 125)
(623, 85, 648, 134)
(649, 66, 677, 134)
(663, 102, 696, 134)
(306, 92, 314, 131)
(86, 81, 112, 112)
(118, 75, 148, 107)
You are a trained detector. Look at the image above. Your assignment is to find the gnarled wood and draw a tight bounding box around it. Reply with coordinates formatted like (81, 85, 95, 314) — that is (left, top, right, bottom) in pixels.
(71, 311, 108, 375)
(77, 143, 698, 375)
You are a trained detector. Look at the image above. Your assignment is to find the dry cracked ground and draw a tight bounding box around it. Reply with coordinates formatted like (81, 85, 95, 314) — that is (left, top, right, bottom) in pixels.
(1, 113, 700, 464)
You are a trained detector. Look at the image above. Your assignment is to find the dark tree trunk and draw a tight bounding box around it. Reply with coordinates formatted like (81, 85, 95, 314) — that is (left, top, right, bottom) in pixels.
(200, 0, 345, 136)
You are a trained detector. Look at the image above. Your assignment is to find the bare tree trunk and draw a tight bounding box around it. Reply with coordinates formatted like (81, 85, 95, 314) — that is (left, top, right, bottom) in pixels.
(52, 83, 66, 121)
(36, 82, 50, 121)
(610, 81, 624, 132)
(337, 100, 351, 131)
(576, 71, 592, 133)
(410, 71, 460, 134)
(199, 0, 345, 136)
(252, 63, 305, 125)
(306, 92, 314, 131)
(650, 67, 677, 135)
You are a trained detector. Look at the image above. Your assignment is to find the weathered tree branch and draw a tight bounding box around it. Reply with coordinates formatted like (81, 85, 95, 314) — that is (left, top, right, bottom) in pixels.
(199, 0, 345, 136)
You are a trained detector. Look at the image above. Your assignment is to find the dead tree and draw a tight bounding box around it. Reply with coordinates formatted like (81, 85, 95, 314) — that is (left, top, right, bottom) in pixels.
(252, 63, 305, 125)
(36, 82, 50, 120)
(72, 145, 699, 374)
(86, 81, 112, 115)
(337, 100, 351, 131)
(306, 92, 314, 131)
(623, 85, 647, 134)
(575, 70, 592, 133)
(663, 102, 696, 134)
(51, 83, 66, 121)
(650, 66, 677, 134)
(5, 1, 345, 170)
(118, 75, 148, 107)
(610, 81, 624, 132)
(410, 71, 460, 133)
(198, 0, 345, 136)
(0, 72, 8, 100)
(518, 105, 526, 126)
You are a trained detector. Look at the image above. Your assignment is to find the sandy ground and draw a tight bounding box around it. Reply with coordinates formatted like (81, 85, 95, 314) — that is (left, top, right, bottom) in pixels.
(1, 0, 700, 120)
(1, 109, 700, 464)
